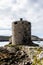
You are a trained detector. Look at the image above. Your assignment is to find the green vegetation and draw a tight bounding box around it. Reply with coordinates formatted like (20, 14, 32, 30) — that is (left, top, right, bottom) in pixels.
(1, 43, 43, 65)
(5, 44, 23, 50)
(30, 47, 43, 65)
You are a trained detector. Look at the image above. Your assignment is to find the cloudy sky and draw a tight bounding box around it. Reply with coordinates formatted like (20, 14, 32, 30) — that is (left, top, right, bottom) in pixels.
(0, 0, 43, 37)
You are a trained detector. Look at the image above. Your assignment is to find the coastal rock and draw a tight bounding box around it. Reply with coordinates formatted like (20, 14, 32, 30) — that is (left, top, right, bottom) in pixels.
(0, 45, 32, 65)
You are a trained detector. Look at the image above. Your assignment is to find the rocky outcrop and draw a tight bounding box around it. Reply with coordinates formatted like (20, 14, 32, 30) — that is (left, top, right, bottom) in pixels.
(0, 45, 32, 65)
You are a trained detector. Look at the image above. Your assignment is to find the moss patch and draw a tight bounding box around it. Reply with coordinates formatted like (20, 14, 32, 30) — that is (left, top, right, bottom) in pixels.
(5, 44, 23, 50)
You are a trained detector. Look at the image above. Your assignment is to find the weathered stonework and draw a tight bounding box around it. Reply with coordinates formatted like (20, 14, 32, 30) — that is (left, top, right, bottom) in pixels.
(12, 18, 31, 45)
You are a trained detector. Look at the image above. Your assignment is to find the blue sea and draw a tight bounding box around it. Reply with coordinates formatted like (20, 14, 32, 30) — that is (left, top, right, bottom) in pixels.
(33, 41, 43, 47)
(0, 42, 9, 47)
(0, 41, 43, 47)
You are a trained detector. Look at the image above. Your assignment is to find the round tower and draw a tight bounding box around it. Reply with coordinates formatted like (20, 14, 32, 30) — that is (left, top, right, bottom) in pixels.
(12, 18, 31, 45)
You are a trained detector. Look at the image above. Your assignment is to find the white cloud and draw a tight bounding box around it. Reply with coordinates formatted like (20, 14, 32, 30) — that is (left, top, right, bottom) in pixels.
(0, 30, 11, 36)
(0, 0, 43, 37)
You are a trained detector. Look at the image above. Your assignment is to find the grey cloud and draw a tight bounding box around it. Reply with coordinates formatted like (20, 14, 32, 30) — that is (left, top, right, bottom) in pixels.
(29, 0, 38, 4)
(0, 7, 12, 16)
(12, 0, 17, 4)
(0, 0, 43, 37)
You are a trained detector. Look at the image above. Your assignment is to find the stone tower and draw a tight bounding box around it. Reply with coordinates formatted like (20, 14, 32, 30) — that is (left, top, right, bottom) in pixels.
(12, 18, 31, 45)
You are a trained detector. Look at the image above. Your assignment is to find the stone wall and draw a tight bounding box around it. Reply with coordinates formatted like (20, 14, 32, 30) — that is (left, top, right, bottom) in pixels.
(12, 18, 31, 45)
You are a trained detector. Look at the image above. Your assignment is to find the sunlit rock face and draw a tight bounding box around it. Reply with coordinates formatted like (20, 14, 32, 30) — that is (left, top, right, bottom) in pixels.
(39, 51, 43, 59)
